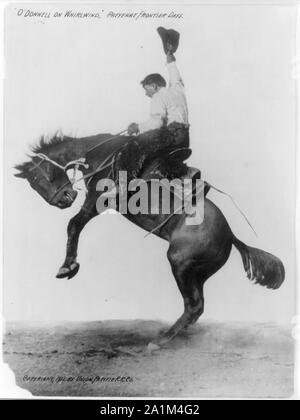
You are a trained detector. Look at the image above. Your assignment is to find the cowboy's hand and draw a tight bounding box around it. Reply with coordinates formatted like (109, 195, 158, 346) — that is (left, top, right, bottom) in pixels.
(166, 50, 176, 63)
(127, 123, 139, 135)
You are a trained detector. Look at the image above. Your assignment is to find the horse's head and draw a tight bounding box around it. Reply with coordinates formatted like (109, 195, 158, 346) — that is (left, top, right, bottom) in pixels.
(14, 156, 78, 209)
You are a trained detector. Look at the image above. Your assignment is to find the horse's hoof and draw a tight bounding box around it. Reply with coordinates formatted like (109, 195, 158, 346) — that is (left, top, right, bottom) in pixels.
(67, 263, 80, 279)
(56, 267, 71, 279)
(56, 262, 80, 279)
(146, 342, 160, 354)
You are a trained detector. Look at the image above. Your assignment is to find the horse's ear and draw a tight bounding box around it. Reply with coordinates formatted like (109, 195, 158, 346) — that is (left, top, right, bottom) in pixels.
(14, 164, 29, 179)
(14, 172, 26, 178)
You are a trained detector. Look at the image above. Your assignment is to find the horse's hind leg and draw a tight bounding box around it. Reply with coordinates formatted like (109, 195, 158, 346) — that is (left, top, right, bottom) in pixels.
(153, 247, 205, 347)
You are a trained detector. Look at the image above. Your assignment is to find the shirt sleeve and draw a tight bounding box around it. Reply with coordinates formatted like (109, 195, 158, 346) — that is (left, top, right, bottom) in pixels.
(138, 94, 167, 133)
(167, 61, 184, 89)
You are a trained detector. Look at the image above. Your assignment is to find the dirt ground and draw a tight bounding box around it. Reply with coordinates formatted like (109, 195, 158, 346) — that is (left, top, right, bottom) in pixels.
(3, 320, 294, 398)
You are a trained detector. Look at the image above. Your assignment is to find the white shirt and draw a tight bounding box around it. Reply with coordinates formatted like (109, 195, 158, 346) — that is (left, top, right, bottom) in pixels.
(138, 62, 189, 134)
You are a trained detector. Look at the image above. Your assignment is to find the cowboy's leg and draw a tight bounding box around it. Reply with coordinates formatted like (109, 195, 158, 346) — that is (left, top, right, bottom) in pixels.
(114, 128, 176, 187)
(167, 122, 190, 148)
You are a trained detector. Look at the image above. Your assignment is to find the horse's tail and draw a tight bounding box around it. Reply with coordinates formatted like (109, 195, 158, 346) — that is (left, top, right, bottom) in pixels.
(232, 235, 285, 290)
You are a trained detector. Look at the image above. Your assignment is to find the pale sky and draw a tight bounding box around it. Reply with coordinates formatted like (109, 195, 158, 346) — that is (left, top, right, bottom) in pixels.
(3, 3, 296, 323)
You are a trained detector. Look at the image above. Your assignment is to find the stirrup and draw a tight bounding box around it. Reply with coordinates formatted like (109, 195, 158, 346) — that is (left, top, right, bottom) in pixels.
(168, 148, 192, 162)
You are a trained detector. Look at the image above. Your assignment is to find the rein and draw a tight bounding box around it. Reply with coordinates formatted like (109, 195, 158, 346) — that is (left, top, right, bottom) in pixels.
(29, 131, 257, 238)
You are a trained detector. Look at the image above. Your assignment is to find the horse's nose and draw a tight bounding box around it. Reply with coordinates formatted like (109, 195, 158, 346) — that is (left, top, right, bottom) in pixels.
(64, 190, 76, 203)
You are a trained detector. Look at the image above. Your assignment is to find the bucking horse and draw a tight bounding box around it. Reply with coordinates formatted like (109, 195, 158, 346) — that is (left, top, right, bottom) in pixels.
(15, 132, 285, 348)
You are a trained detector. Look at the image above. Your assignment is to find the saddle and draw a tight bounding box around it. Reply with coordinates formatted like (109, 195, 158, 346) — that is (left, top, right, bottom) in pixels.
(141, 147, 191, 179)
(140, 147, 210, 197)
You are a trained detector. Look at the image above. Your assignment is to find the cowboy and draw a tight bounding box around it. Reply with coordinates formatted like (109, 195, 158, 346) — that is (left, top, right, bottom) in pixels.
(114, 27, 190, 193)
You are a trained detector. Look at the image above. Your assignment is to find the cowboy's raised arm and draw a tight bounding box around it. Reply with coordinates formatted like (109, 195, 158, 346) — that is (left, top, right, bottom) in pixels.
(166, 52, 184, 89)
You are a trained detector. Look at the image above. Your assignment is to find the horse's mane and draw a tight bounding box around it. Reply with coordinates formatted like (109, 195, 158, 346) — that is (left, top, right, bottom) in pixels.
(14, 133, 68, 175)
(31, 132, 119, 154)
(15, 131, 125, 176)
(31, 132, 69, 154)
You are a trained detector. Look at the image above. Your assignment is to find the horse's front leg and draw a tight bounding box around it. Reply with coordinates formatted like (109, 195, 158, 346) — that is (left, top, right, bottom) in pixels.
(56, 197, 98, 279)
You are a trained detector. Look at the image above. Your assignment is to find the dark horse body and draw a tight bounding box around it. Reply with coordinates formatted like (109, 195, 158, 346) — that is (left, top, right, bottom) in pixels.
(15, 132, 285, 347)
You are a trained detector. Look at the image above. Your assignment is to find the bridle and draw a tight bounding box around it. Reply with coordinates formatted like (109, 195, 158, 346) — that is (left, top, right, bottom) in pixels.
(28, 129, 129, 204)
(29, 155, 77, 204)
(30, 149, 116, 205)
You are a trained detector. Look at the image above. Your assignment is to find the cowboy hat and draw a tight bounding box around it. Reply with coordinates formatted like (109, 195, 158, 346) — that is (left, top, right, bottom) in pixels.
(157, 27, 180, 54)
